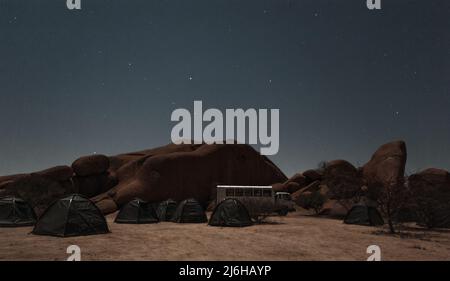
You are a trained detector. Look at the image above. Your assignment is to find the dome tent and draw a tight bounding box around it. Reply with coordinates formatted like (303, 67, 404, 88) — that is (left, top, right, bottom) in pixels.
(156, 199, 178, 221)
(171, 198, 207, 223)
(209, 198, 253, 227)
(32, 194, 109, 237)
(115, 198, 159, 224)
(344, 205, 384, 226)
(0, 196, 37, 227)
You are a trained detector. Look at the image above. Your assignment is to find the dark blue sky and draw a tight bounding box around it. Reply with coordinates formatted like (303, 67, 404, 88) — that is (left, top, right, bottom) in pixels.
(1, 0, 449, 176)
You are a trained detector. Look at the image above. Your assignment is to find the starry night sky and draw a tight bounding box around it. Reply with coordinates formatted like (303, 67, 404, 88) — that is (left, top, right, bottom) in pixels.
(1, 0, 449, 177)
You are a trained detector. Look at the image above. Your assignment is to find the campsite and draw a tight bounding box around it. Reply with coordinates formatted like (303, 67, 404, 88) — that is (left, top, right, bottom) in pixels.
(1, 140, 450, 260)
(1, 210, 450, 261)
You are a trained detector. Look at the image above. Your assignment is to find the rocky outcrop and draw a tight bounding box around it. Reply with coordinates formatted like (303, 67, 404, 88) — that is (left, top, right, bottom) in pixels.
(409, 168, 450, 228)
(0, 174, 77, 216)
(92, 144, 287, 213)
(34, 165, 73, 182)
(302, 169, 323, 182)
(285, 141, 407, 218)
(324, 160, 358, 179)
(74, 172, 118, 198)
(319, 200, 348, 218)
(72, 154, 110, 177)
(0, 143, 287, 215)
(362, 140, 407, 188)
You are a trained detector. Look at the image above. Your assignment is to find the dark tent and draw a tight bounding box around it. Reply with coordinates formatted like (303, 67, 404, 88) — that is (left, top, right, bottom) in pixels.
(344, 205, 384, 226)
(0, 197, 37, 227)
(156, 199, 177, 221)
(209, 198, 253, 227)
(115, 198, 159, 224)
(32, 194, 109, 237)
(171, 198, 207, 223)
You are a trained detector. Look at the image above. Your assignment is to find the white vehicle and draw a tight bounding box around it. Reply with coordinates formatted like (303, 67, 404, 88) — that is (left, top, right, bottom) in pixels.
(216, 185, 294, 216)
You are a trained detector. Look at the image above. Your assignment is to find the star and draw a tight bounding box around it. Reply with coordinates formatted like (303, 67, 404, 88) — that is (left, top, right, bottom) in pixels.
(127, 62, 134, 71)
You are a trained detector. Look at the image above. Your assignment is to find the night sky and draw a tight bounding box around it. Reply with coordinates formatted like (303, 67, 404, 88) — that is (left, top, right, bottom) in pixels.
(1, 0, 449, 177)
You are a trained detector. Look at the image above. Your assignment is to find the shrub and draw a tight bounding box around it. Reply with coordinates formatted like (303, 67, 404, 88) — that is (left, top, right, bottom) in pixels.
(298, 191, 326, 214)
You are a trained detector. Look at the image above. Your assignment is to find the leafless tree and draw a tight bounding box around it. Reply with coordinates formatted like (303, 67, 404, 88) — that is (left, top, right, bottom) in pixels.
(297, 191, 326, 214)
(366, 176, 410, 233)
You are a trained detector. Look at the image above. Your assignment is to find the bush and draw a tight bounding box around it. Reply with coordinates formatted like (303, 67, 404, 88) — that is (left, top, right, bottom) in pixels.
(298, 191, 326, 214)
(366, 180, 410, 233)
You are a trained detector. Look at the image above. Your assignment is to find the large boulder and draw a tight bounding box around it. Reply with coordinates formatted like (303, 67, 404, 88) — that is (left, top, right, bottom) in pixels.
(0, 174, 77, 216)
(287, 173, 308, 186)
(92, 144, 287, 213)
(291, 180, 321, 204)
(409, 168, 450, 228)
(74, 172, 118, 198)
(109, 143, 201, 172)
(362, 140, 407, 188)
(34, 165, 74, 182)
(271, 173, 309, 194)
(319, 200, 348, 218)
(325, 160, 358, 178)
(302, 169, 323, 182)
(0, 174, 27, 186)
(409, 168, 450, 188)
(72, 154, 110, 177)
(323, 160, 363, 200)
(272, 182, 287, 193)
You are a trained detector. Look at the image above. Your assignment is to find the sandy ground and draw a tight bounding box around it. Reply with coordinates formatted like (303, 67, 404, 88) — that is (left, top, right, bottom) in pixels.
(1, 211, 450, 261)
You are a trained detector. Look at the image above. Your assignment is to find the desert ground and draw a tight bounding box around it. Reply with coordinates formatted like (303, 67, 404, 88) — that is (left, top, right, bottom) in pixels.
(1, 211, 449, 261)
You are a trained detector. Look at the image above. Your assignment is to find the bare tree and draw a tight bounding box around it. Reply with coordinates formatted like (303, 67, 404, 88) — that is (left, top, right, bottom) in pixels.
(297, 191, 326, 214)
(322, 164, 364, 211)
(366, 178, 410, 233)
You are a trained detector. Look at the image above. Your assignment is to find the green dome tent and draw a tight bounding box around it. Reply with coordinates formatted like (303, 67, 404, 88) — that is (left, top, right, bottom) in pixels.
(171, 198, 207, 223)
(115, 198, 159, 224)
(156, 199, 178, 221)
(32, 194, 109, 237)
(209, 198, 253, 227)
(0, 197, 37, 227)
(344, 205, 384, 226)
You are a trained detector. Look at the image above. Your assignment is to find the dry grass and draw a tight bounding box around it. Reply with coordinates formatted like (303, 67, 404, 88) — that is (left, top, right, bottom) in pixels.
(1, 211, 449, 261)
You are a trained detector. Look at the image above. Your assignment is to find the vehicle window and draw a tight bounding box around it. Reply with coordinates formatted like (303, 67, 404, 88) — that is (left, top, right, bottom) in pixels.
(263, 189, 272, 197)
(235, 189, 244, 197)
(254, 189, 262, 197)
(226, 188, 234, 197)
(244, 189, 253, 196)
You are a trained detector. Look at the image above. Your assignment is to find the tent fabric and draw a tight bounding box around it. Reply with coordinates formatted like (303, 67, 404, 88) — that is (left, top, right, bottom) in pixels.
(171, 198, 207, 223)
(32, 194, 109, 237)
(156, 199, 178, 221)
(344, 205, 384, 226)
(433, 207, 450, 228)
(0, 197, 37, 227)
(115, 198, 159, 224)
(209, 198, 253, 227)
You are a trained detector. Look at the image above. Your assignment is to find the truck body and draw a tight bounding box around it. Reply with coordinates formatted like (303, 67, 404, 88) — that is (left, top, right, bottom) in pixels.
(216, 185, 294, 216)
